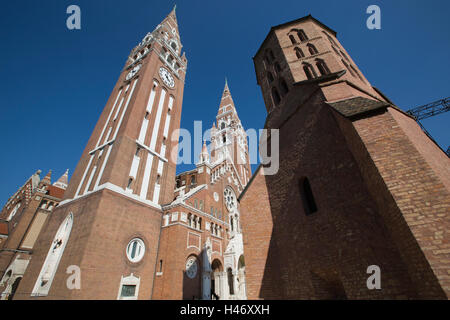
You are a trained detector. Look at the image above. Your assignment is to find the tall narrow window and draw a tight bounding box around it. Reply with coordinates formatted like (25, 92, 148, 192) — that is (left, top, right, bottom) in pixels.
(289, 34, 297, 45)
(316, 59, 331, 76)
(127, 178, 133, 189)
(297, 29, 308, 42)
(274, 63, 282, 74)
(303, 63, 317, 80)
(267, 71, 274, 83)
(32, 213, 73, 296)
(300, 178, 318, 215)
(307, 43, 319, 55)
(271, 87, 281, 105)
(295, 47, 305, 59)
(280, 78, 289, 96)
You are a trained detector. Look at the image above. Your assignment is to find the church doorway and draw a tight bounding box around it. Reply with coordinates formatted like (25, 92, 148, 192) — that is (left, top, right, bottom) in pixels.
(211, 259, 223, 300)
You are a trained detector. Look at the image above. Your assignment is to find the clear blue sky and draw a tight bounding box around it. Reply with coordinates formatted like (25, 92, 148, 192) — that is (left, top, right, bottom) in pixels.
(0, 0, 449, 205)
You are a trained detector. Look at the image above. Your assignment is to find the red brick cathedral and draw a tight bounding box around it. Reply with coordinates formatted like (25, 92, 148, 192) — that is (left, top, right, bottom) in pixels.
(0, 8, 448, 300)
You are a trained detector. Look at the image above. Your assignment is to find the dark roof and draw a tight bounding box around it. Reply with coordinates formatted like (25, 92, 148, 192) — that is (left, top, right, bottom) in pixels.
(327, 97, 391, 118)
(254, 15, 338, 59)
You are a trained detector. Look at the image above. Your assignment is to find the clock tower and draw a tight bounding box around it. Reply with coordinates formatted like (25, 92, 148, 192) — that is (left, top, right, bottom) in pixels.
(15, 7, 187, 300)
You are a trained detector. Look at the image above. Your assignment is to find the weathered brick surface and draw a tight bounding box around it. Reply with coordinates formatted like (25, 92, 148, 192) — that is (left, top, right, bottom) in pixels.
(240, 15, 449, 300)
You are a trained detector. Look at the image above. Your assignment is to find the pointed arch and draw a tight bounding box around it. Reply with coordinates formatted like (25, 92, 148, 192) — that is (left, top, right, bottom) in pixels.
(32, 212, 73, 296)
(307, 43, 319, 55)
(303, 63, 317, 80)
(316, 59, 331, 76)
(295, 47, 305, 59)
(289, 34, 297, 45)
(297, 29, 308, 42)
(271, 87, 281, 106)
(279, 78, 289, 96)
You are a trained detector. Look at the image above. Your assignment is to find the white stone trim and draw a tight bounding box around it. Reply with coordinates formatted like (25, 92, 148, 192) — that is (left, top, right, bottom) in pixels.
(117, 273, 140, 300)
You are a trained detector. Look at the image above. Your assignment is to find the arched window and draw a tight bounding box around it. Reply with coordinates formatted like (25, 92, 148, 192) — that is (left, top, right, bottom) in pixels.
(267, 71, 274, 83)
(7, 277, 22, 301)
(194, 199, 198, 209)
(7, 202, 21, 221)
(289, 34, 297, 45)
(295, 47, 305, 59)
(274, 63, 282, 73)
(297, 29, 308, 42)
(307, 43, 319, 55)
(265, 49, 274, 64)
(303, 63, 317, 80)
(32, 212, 73, 296)
(316, 59, 331, 76)
(280, 78, 289, 96)
(220, 122, 226, 130)
(167, 55, 174, 65)
(170, 41, 178, 52)
(299, 178, 318, 215)
(271, 87, 281, 105)
(323, 31, 337, 46)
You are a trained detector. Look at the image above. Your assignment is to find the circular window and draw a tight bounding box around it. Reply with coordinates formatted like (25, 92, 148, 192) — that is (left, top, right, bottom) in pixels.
(185, 257, 198, 279)
(224, 187, 237, 212)
(126, 238, 145, 263)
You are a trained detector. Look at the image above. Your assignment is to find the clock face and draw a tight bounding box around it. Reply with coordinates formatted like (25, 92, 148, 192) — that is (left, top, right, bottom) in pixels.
(185, 257, 198, 279)
(159, 67, 175, 88)
(126, 64, 141, 81)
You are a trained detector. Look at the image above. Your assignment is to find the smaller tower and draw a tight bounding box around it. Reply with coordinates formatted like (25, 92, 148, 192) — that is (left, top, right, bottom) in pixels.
(198, 141, 210, 165)
(53, 170, 69, 190)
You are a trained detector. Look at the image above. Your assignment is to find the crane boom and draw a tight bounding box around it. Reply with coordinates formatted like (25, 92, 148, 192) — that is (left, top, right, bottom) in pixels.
(406, 97, 450, 120)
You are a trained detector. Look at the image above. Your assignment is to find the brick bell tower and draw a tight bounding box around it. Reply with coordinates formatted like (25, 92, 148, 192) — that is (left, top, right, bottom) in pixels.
(15, 7, 188, 300)
(240, 15, 449, 299)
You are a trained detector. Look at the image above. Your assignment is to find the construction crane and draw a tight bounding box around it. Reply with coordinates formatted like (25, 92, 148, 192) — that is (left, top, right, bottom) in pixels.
(406, 97, 450, 120)
(406, 97, 450, 157)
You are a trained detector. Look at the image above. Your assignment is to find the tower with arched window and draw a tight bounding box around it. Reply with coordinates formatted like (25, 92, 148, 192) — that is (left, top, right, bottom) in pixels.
(241, 14, 450, 300)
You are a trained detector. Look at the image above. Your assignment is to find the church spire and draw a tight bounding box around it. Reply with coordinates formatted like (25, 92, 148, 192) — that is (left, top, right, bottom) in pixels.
(41, 170, 52, 186)
(217, 78, 236, 117)
(53, 169, 69, 190)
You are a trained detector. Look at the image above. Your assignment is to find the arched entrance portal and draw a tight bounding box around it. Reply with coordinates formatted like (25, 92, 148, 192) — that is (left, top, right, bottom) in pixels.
(211, 259, 223, 300)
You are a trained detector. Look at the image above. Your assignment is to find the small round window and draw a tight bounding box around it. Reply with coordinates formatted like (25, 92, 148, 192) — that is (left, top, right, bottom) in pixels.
(126, 238, 145, 263)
